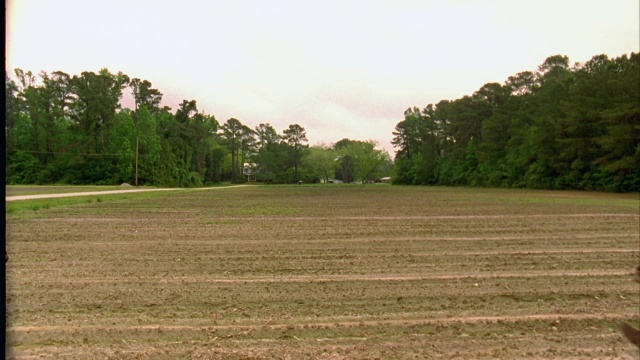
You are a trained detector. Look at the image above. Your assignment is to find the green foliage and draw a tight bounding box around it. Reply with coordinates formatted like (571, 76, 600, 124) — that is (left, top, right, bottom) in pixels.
(303, 145, 336, 183)
(136, 106, 162, 184)
(108, 110, 137, 183)
(282, 124, 309, 182)
(337, 140, 390, 184)
(392, 52, 640, 192)
(7, 151, 43, 184)
(221, 118, 245, 182)
(7, 67, 394, 187)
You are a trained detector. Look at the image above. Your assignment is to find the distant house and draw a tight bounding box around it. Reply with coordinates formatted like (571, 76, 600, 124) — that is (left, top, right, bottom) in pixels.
(242, 163, 258, 182)
(319, 178, 343, 184)
(379, 176, 391, 183)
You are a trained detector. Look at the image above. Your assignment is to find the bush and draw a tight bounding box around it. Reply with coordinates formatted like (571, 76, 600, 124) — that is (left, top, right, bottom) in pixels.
(7, 151, 43, 184)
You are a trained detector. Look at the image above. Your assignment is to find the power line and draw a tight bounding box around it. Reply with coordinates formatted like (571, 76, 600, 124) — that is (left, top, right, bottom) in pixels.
(7, 149, 123, 157)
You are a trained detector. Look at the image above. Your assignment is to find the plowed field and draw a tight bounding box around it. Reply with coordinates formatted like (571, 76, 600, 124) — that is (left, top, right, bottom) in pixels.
(5, 185, 640, 359)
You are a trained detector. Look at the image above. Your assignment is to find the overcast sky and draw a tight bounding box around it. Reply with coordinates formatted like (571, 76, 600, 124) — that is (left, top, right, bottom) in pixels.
(6, 0, 639, 156)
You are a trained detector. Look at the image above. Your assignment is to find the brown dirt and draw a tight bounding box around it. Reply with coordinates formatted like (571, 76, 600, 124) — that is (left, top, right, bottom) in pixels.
(11, 312, 638, 333)
(5, 186, 640, 359)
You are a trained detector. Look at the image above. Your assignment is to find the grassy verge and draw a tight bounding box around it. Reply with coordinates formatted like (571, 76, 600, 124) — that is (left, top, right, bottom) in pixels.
(6, 185, 137, 196)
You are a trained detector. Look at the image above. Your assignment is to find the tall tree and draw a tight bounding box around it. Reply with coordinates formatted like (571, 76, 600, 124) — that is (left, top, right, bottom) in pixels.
(39, 71, 72, 168)
(129, 78, 163, 116)
(239, 125, 256, 175)
(136, 106, 162, 184)
(339, 140, 389, 184)
(69, 69, 130, 156)
(392, 52, 639, 191)
(5, 74, 22, 159)
(334, 138, 356, 183)
(221, 118, 244, 181)
(107, 109, 137, 183)
(282, 124, 308, 181)
(304, 144, 336, 183)
(392, 107, 424, 161)
(253, 123, 283, 182)
(255, 123, 280, 148)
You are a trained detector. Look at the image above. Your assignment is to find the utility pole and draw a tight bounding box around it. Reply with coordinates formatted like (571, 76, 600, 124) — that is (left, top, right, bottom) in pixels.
(135, 137, 139, 187)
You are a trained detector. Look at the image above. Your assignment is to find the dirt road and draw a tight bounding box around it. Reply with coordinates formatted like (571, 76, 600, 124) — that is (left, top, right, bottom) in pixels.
(5, 185, 249, 201)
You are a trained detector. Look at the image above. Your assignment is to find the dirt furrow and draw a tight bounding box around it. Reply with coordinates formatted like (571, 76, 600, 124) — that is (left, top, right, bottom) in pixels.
(10, 312, 637, 333)
(27, 270, 631, 284)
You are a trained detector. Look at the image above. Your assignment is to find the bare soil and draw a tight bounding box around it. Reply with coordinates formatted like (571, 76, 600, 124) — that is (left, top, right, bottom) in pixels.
(5, 185, 640, 359)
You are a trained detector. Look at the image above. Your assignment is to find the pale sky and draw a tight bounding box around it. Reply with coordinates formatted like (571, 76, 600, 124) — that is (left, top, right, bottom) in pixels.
(6, 0, 639, 156)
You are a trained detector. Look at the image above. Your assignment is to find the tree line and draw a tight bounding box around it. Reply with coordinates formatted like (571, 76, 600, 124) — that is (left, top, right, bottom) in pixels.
(5, 69, 391, 186)
(392, 53, 639, 192)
